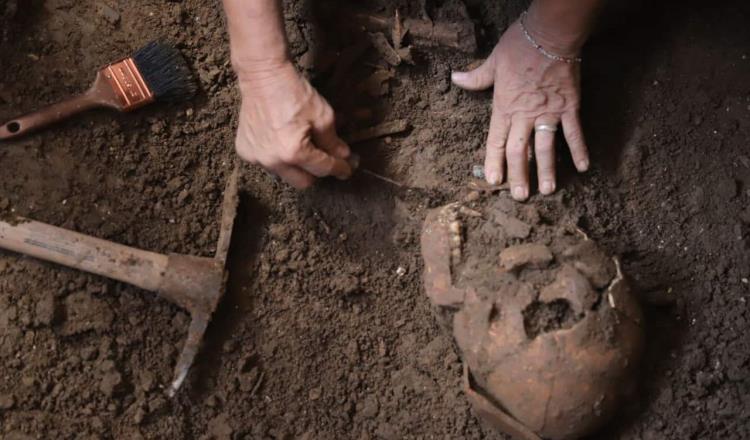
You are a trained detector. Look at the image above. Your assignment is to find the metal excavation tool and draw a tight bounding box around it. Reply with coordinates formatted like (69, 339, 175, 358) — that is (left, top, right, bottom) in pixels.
(0, 165, 240, 396)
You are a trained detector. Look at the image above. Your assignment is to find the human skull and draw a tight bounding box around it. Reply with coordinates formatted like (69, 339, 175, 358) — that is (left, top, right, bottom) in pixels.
(421, 196, 644, 440)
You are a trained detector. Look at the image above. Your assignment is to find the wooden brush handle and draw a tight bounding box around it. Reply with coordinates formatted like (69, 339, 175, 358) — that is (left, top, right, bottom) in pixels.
(0, 92, 104, 141)
(0, 71, 123, 141)
(0, 218, 168, 292)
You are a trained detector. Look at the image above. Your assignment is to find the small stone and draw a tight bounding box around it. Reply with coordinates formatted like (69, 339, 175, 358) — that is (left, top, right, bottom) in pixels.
(139, 371, 155, 392)
(221, 339, 237, 354)
(133, 406, 146, 425)
(166, 176, 185, 192)
(464, 191, 480, 203)
(97, 3, 120, 24)
(99, 359, 116, 372)
(81, 346, 98, 361)
(0, 393, 15, 410)
(150, 120, 165, 134)
(357, 395, 379, 419)
(176, 189, 190, 205)
(100, 371, 123, 397)
(147, 396, 167, 415)
(33, 293, 55, 326)
(208, 414, 234, 440)
(21, 376, 36, 388)
(205, 395, 219, 408)
(472, 164, 485, 179)
(308, 387, 322, 401)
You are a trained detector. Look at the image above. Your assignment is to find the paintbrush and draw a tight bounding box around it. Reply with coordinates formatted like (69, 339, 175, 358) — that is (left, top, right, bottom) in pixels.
(0, 40, 197, 141)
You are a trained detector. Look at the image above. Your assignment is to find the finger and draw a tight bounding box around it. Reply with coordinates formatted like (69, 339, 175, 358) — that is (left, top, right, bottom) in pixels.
(534, 117, 559, 195)
(561, 111, 590, 172)
(268, 163, 316, 190)
(484, 111, 510, 185)
(506, 118, 534, 201)
(451, 58, 495, 91)
(312, 110, 351, 159)
(294, 137, 353, 180)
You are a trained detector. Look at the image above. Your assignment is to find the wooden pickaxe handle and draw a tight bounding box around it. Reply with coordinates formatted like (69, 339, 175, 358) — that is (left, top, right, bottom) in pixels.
(0, 218, 168, 291)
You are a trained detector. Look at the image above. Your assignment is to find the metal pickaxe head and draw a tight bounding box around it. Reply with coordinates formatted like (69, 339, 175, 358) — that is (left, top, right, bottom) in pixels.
(160, 164, 240, 396)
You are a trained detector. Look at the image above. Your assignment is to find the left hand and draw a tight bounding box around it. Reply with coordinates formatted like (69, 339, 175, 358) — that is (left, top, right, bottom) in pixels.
(452, 19, 589, 201)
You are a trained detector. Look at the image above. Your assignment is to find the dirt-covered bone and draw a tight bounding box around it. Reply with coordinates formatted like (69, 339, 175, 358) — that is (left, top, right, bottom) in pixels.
(421, 191, 645, 440)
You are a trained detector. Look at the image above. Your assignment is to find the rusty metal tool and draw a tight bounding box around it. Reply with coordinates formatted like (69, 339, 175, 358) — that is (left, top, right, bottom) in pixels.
(0, 165, 240, 396)
(0, 40, 197, 141)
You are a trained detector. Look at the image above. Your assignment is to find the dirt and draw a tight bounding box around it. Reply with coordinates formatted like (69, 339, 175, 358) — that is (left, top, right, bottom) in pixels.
(0, 0, 749, 439)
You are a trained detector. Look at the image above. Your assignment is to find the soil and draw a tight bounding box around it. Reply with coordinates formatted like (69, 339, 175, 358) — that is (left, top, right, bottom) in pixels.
(1, 0, 749, 439)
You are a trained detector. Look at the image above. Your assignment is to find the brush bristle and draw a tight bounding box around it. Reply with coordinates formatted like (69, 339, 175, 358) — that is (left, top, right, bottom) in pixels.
(132, 40, 198, 102)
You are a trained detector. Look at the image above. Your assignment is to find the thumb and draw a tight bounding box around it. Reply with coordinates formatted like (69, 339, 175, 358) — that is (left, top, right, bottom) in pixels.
(451, 59, 495, 91)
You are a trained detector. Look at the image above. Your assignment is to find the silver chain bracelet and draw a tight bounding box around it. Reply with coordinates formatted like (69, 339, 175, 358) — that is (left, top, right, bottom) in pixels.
(519, 11, 582, 64)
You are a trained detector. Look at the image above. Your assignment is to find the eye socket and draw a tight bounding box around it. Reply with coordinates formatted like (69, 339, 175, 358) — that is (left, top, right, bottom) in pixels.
(6, 122, 20, 133)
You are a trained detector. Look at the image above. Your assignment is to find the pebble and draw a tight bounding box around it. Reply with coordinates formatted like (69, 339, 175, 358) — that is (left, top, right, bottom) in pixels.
(472, 164, 485, 179)
(147, 396, 167, 415)
(464, 191, 480, 203)
(0, 393, 15, 410)
(97, 3, 120, 24)
(221, 339, 237, 353)
(308, 387, 322, 401)
(139, 371, 155, 393)
(100, 371, 123, 397)
(177, 189, 190, 205)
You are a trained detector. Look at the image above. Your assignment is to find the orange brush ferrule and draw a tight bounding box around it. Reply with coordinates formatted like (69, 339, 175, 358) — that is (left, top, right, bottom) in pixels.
(102, 57, 155, 111)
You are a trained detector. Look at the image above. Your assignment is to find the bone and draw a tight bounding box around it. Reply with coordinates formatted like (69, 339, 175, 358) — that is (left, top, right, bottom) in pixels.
(499, 243, 553, 272)
(420, 191, 645, 440)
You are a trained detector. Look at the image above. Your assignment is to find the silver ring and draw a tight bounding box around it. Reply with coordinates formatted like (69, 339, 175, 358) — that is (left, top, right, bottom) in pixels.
(535, 124, 558, 132)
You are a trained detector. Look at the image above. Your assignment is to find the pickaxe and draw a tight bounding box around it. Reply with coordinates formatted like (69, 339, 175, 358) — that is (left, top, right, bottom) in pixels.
(0, 165, 240, 396)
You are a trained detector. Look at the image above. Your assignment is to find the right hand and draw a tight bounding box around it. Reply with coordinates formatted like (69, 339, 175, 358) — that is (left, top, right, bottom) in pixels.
(451, 19, 589, 201)
(235, 60, 352, 189)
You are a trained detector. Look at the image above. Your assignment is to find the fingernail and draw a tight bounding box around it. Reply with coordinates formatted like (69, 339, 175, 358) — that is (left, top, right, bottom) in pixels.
(540, 181, 555, 195)
(512, 186, 528, 200)
(451, 71, 466, 82)
(486, 170, 499, 185)
(578, 159, 590, 171)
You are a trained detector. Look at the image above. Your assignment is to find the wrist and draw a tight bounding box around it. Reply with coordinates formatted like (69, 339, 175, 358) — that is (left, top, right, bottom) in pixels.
(233, 55, 293, 84)
(523, 7, 590, 57)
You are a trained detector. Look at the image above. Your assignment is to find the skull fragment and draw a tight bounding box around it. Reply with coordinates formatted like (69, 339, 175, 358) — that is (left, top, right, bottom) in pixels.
(421, 194, 644, 440)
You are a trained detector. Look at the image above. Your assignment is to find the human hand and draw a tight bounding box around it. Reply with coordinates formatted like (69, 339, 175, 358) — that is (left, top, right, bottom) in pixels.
(451, 19, 589, 201)
(234, 61, 352, 189)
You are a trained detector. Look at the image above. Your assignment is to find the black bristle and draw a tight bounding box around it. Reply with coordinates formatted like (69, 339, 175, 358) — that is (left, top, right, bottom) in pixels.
(132, 40, 198, 102)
